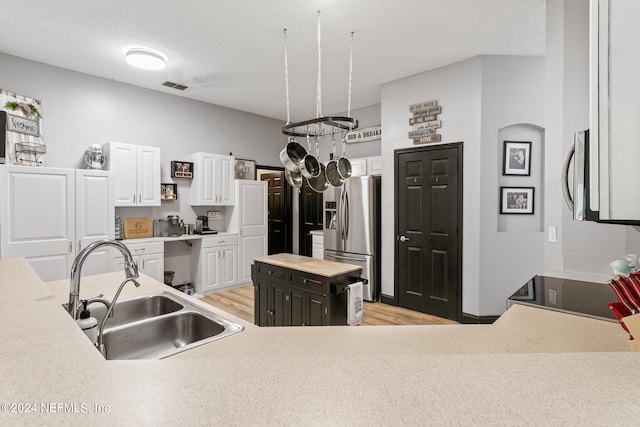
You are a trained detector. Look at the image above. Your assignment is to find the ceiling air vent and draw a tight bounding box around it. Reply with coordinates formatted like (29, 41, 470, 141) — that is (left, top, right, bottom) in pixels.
(162, 81, 188, 91)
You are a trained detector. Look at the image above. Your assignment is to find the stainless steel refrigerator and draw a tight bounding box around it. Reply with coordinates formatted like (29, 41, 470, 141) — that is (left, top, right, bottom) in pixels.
(323, 175, 380, 301)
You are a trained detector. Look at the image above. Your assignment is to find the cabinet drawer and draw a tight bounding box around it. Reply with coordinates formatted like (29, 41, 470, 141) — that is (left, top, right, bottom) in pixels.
(290, 272, 325, 293)
(201, 234, 238, 248)
(123, 241, 163, 255)
(256, 264, 288, 282)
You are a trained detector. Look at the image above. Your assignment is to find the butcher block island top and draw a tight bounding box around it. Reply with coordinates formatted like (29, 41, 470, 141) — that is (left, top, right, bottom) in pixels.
(252, 253, 363, 326)
(253, 253, 362, 277)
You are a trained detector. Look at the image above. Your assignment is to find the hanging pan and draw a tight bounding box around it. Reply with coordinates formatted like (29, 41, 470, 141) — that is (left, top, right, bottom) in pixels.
(307, 163, 329, 193)
(298, 135, 320, 179)
(325, 136, 345, 187)
(280, 137, 307, 172)
(285, 168, 302, 189)
(337, 135, 352, 179)
(307, 139, 328, 192)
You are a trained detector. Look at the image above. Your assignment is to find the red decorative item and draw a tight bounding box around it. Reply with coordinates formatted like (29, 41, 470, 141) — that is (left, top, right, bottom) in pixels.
(606, 301, 634, 339)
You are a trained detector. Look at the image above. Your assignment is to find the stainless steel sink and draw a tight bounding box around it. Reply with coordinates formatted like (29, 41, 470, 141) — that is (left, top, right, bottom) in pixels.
(94, 291, 244, 360)
(90, 293, 184, 329)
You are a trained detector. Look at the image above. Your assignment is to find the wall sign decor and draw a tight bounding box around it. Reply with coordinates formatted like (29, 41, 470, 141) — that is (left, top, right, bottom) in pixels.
(500, 187, 535, 214)
(161, 183, 177, 200)
(235, 158, 256, 180)
(503, 140, 532, 176)
(345, 125, 381, 143)
(1, 89, 45, 166)
(409, 99, 442, 144)
(170, 161, 193, 179)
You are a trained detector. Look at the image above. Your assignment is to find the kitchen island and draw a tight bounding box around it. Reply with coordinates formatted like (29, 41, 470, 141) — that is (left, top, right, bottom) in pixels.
(252, 253, 362, 326)
(1, 257, 639, 426)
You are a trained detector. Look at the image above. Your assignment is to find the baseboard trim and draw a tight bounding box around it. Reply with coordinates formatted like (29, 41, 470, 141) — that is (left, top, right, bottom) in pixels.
(380, 293, 397, 306)
(459, 312, 499, 324)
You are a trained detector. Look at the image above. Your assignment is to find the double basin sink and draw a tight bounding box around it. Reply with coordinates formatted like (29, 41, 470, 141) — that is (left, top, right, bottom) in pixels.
(89, 291, 244, 360)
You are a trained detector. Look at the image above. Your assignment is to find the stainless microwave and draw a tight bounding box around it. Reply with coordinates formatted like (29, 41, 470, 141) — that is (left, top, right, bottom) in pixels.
(563, 129, 639, 225)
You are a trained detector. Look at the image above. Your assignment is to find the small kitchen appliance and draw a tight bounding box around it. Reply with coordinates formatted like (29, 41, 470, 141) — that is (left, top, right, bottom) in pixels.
(195, 215, 217, 234)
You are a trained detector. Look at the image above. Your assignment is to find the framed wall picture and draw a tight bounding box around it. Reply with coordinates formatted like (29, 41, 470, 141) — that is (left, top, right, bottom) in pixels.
(503, 141, 531, 176)
(161, 183, 177, 200)
(500, 187, 534, 214)
(171, 161, 193, 179)
(235, 158, 256, 180)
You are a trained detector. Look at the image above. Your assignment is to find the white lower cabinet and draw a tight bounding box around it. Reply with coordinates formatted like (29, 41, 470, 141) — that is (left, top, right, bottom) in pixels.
(311, 233, 324, 259)
(192, 235, 238, 294)
(112, 241, 164, 283)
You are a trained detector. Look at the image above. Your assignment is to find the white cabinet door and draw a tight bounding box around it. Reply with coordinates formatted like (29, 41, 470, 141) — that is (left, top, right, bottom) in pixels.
(201, 246, 222, 292)
(104, 142, 160, 207)
(104, 142, 137, 206)
(137, 146, 161, 206)
(75, 170, 114, 253)
(0, 166, 75, 281)
(350, 159, 368, 177)
(191, 153, 235, 206)
(191, 152, 217, 205)
(139, 252, 164, 282)
(367, 156, 383, 176)
(591, 0, 640, 220)
(312, 234, 324, 259)
(217, 155, 235, 205)
(221, 245, 238, 288)
(235, 180, 267, 284)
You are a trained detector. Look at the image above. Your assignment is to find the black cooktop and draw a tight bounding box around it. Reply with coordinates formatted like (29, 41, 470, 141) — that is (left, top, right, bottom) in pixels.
(508, 275, 617, 321)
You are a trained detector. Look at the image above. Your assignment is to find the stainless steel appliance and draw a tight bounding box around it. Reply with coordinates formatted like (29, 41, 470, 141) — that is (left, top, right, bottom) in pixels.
(323, 175, 380, 301)
(562, 130, 639, 224)
(195, 215, 217, 234)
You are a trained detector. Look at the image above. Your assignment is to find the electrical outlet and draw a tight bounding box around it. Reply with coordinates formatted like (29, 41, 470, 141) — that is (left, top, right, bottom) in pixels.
(548, 226, 557, 243)
(548, 288, 558, 305)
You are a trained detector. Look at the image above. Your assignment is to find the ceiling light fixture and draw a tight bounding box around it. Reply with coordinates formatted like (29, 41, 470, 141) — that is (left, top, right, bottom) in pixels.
(124, 47, 167, 70)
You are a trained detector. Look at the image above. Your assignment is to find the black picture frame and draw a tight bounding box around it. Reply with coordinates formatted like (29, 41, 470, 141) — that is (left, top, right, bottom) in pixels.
(171, 161, 193, 179)
(503, 141, 531, 176)
(161, 183, 177, 200)
(500, 187, 534, 214)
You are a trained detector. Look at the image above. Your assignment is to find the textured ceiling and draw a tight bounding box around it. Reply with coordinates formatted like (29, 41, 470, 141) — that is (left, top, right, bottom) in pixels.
(0, 0, 545, 122)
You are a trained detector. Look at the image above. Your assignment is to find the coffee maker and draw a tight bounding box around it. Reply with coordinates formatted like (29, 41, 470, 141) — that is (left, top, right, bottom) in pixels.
(195, 215, 217, 234)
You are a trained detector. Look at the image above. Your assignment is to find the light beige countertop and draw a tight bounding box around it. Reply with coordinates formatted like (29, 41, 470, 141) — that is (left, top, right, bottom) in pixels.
(120, 231, 237, 245)
(254, 253, 361, 277)
(2, 257, 640, 426)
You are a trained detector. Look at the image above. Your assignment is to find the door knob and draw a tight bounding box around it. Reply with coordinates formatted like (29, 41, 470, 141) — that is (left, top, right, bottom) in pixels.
(399, 235, 410, 242)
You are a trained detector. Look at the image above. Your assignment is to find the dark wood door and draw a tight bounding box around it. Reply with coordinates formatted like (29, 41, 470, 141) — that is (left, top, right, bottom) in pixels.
(395, 143, 462, 321)
(261, 172, 291, 255)
(298, 179, 323, 257)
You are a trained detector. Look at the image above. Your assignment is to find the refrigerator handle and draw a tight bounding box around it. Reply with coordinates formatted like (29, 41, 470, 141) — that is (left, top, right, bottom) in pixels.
(340, 188, 346, 241)
(562, 140, 575, 212)
(345, 189, 350, 241)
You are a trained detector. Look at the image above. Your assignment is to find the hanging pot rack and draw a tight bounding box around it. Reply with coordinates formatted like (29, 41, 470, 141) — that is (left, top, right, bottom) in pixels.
(281, 11, 358, 138)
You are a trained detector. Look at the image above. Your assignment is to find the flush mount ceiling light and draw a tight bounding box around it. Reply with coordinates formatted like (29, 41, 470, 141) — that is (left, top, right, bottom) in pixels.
(124, 47, 166, 70)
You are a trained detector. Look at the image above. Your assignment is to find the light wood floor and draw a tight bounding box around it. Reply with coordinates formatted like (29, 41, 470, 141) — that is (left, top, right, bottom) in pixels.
(200, 285, 457, 326)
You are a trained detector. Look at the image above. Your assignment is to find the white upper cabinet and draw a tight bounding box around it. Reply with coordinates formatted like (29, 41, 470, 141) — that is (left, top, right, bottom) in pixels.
(190, 152, 235, 206)
(0, 166, 114, 281)
(347, 156, 382, 177)
(591, 0, 640, 220)
(103, 142, 161, 207)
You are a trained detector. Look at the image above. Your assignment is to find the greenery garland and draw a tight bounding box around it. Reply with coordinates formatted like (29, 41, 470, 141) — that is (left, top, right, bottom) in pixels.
(4, 101, 42, 119)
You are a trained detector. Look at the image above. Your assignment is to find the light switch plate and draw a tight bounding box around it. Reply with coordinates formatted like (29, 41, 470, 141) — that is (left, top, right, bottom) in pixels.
(548, 226, 557, 243)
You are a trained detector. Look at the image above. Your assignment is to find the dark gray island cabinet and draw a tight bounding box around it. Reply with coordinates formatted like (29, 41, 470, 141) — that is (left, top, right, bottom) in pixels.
(252, 253, 362, 326)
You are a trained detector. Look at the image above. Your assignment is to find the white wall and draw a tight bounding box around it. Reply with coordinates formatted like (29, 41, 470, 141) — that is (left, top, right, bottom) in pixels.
(380, 57, 483, 314)
(381, 55, 545, 317)
(478, 56, 546, 316)
(0, 52, 286, 227)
